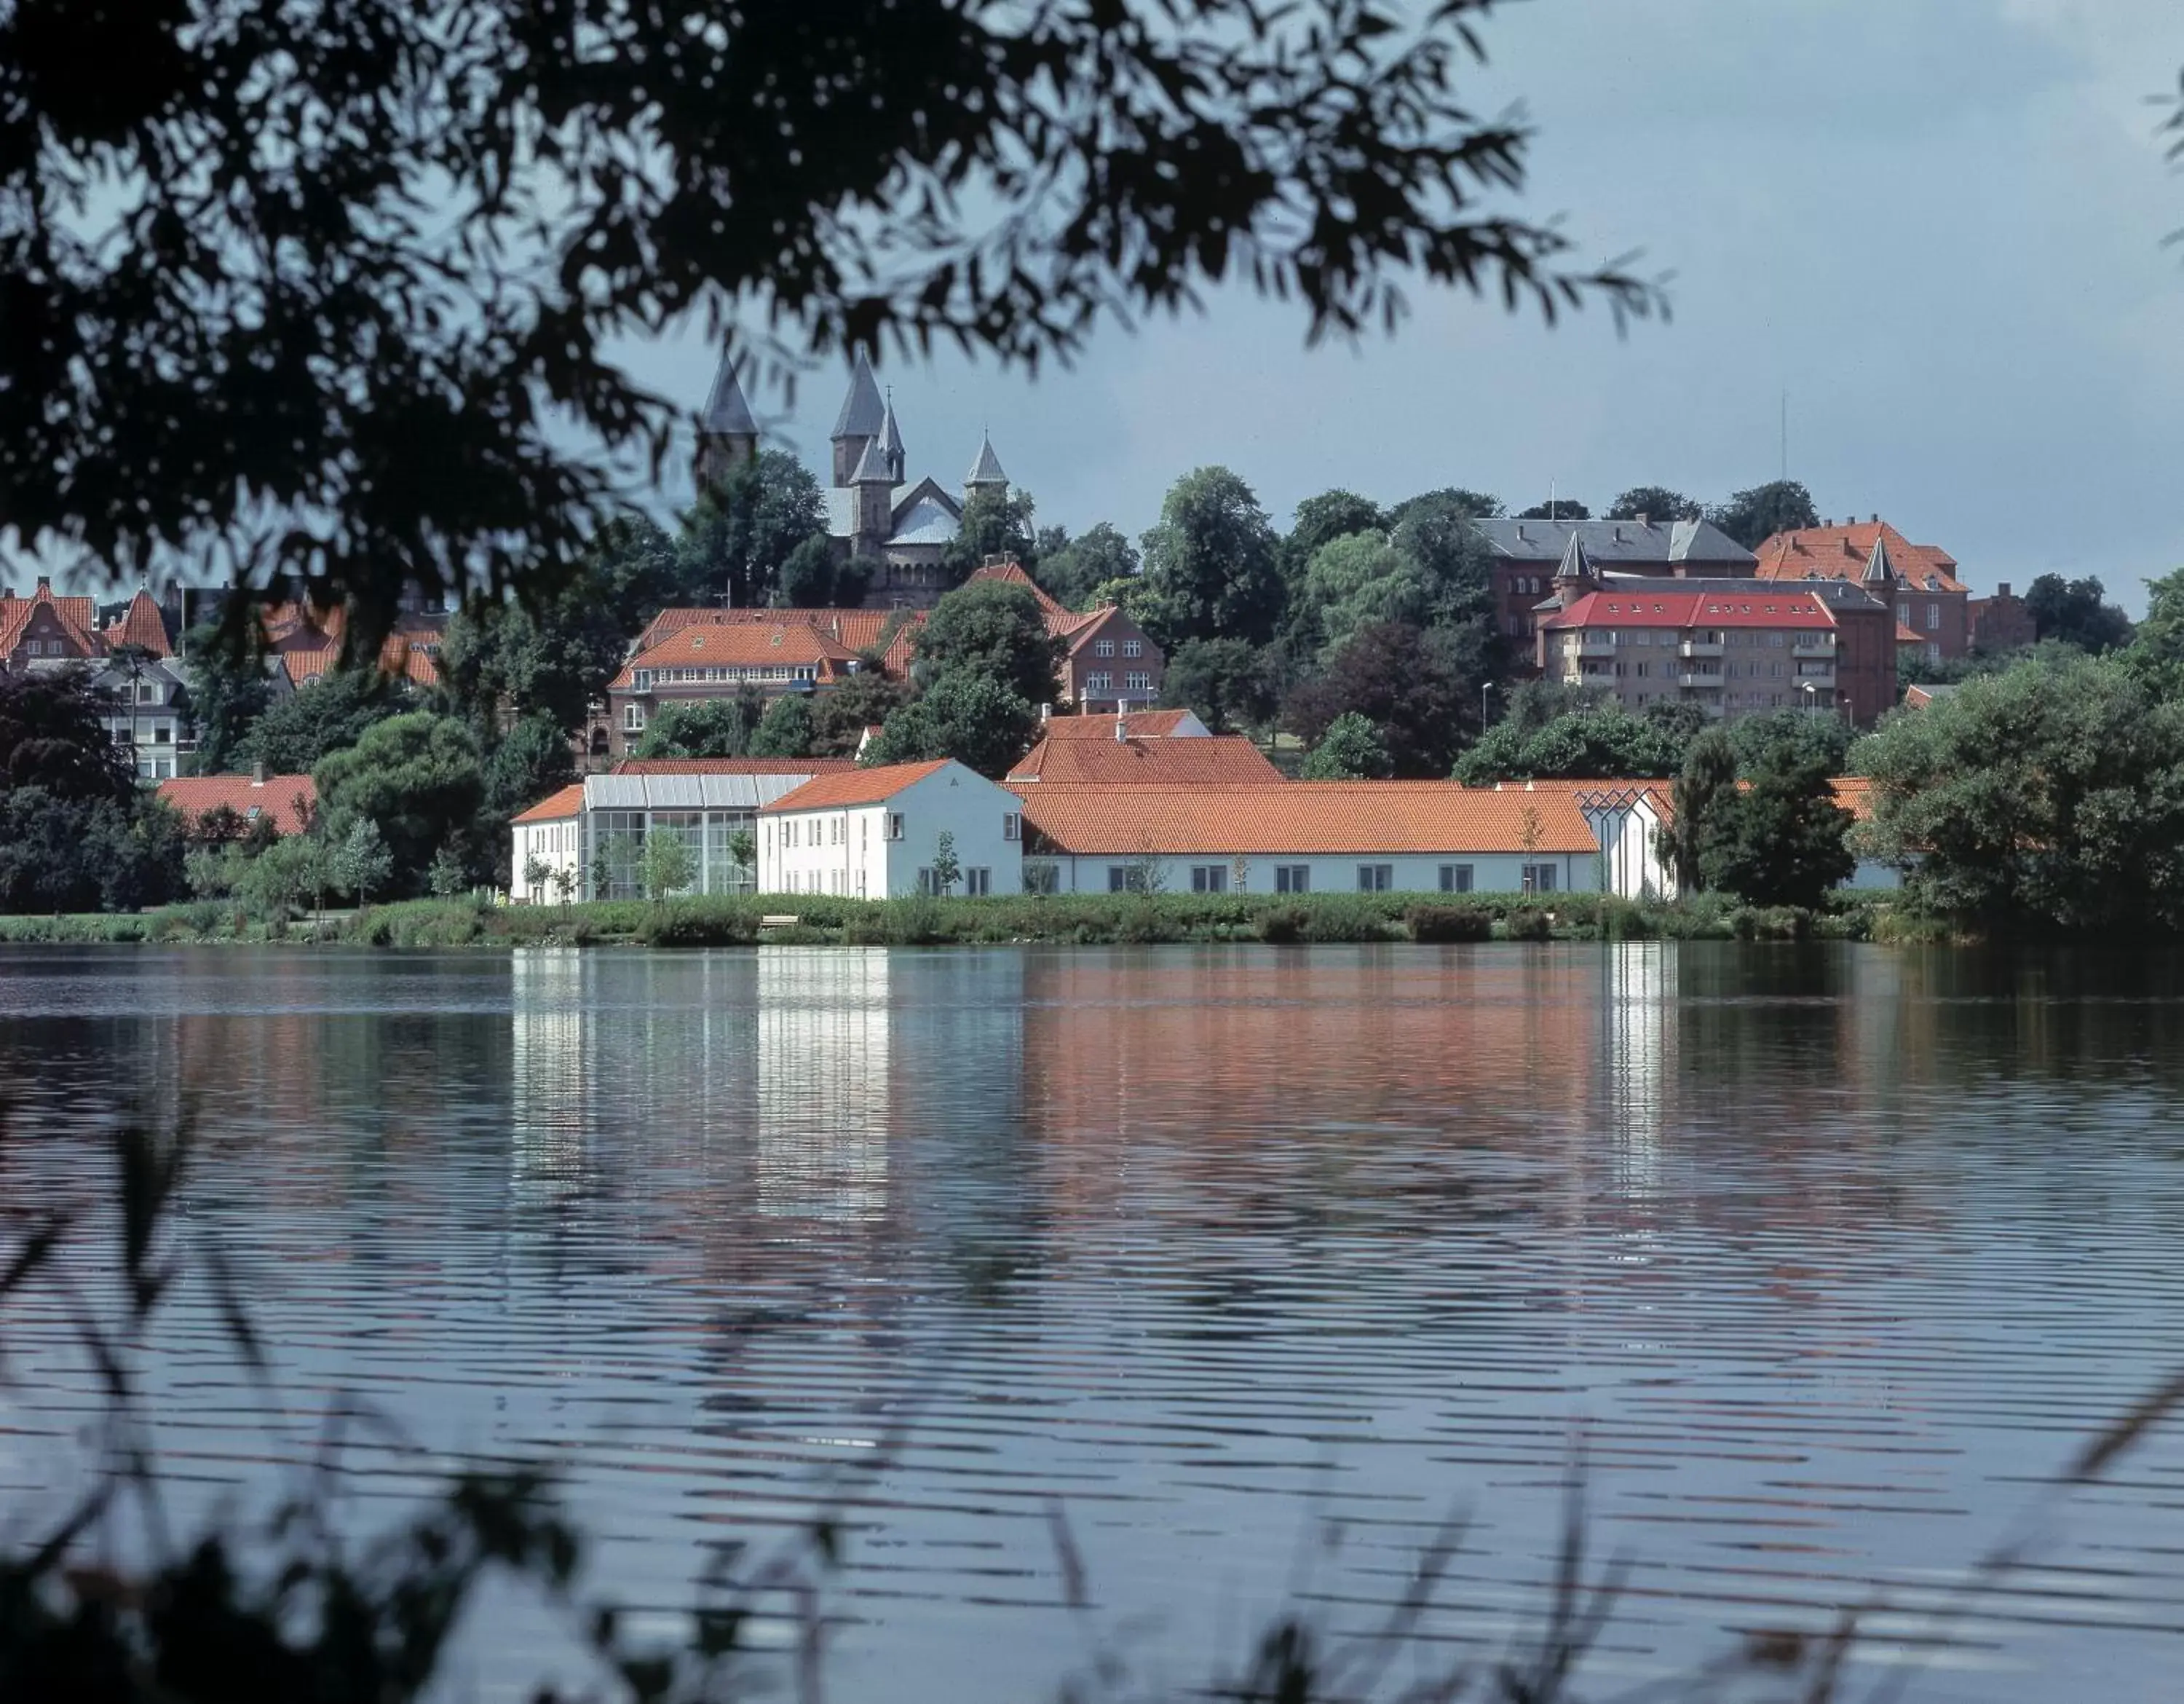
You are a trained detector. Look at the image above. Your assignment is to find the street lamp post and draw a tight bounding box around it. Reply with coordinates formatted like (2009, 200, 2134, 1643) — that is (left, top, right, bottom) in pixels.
(1481, 680, 1497, 734)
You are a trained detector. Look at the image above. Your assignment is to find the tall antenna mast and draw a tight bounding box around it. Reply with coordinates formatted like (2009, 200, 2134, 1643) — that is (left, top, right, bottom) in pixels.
(1780, 390, 1788, 482)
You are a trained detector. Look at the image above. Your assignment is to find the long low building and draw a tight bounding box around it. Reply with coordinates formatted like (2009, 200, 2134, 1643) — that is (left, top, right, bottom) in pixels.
(1010, 781, 1603, 896)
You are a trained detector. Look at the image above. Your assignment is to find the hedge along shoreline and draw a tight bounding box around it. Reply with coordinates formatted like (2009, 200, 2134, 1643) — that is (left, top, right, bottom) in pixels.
(0, 890, 1902, 949)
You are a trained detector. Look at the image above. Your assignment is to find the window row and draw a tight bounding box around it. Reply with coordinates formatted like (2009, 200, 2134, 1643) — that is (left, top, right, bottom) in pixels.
(1091, 639, 1147, 658)
(630, 665, 820, 690)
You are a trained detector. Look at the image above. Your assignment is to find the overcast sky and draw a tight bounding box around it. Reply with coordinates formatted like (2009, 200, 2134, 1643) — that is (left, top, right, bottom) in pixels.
(629, 0, 2184, 607)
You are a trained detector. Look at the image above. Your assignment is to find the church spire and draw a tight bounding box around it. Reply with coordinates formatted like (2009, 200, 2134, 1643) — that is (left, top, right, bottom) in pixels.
(829, 347, 887, 486)
(694, 347, 758, 493)
(965, 430, 1008, 493)
(878, 393, 906, 484)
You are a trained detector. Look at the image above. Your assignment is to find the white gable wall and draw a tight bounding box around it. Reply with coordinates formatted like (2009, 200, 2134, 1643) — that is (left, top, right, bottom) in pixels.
(761, 762, 1026, 897)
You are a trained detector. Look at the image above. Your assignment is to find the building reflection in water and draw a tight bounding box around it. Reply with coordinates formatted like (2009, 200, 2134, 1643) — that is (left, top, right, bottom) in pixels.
(755, 948, 895, 1223)
(1599, 941, 1678, 1199)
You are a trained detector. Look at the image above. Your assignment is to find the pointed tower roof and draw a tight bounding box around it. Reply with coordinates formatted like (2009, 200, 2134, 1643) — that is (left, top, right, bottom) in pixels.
(700, 350, 758, 436)
(1861, 535, 1895, 587)
(1555, 530, 1594, 582)
(831, 348, 887, 441)
(878, 395, 905, 470)
(851, 431, 895, 486)
(966, 431, 1008, 489)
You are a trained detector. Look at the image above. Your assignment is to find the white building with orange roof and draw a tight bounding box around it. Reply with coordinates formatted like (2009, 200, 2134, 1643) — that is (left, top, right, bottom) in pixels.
(760, 760, 1027, 898)
(1010, 781, 1604, 897)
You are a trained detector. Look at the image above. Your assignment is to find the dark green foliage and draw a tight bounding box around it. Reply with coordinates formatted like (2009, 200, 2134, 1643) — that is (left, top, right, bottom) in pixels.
(912, 580, 1064, 706)
(1516, 497, 1590, 520)
(1501, 907, 1553, 940)
(1300, 711, 1392, 779)
(2129, 567, 2184, 678)
(242, 670, 414, 775)
(1138, 467, 1286, 650)
(866, 672, 1040, 778)
(2022, 572, 2133, 653)
(1034, 522, 1139, 611)
(1453, 704, 1688, 784)
(633, 689, 769, 759)
(1856, 654, 2184, 934)
(440, 519, 680, 738)
(476, 714, 578, 885)
(1283, 622, 1479, 778)
(1666, 728, 1739, 895)
(0, 668, 133, 801)
(746, 693, 818, 759)
(0, 789, 186, 914)
(1161, 637, 1282, 734)
(1282, 489, 1387, 580)
(676, 451, 828, 608)
(774, 532, 842, 607)
(1707, 480, 1819, 548)
(1695, 743, 1853, 910)
(1406, 904, 1492, 942)
(1607, 486, 1702, 521)
(1387, 486, 1501, 524)
(179, 623, 274, 773)
(810, 674, 915, 758)
(943, 484, 1040, 583)
(312, 712, 486, 896)
(1725, 706, 1852, 776)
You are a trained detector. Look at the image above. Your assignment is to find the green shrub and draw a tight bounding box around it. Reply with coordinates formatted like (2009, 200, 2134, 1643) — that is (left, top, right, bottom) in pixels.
(1257, 904, 1309, 944)
(1728, 904, 1811, 941)
(1500, 907, 1552, 942)
(1405, 904, 1492, 943)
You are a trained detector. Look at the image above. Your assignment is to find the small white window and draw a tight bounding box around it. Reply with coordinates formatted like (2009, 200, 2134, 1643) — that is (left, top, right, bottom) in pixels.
(885, 813, 905, 840)
(623, 703, 646, 732)
(1002, 813, 1022, 841)
(1190, 864, 1227, 894)
(1439, 864, 1473, 893)
(1522, 864, 1558, 894)
(1125, 671, 1152, 693)
(964, 867, 992, 896)
(1122, 639, 1142, 658)
(1094, 639, 1115, 657)
(1926, 602, 1941, 631)
(1357, 864, 1392, 893)
(1275, 865, 1309, 894)
(1086, 671, 1112, 693)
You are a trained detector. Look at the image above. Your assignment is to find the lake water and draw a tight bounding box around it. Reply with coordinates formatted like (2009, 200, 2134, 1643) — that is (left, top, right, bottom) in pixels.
(4, 944, 2184, 1700)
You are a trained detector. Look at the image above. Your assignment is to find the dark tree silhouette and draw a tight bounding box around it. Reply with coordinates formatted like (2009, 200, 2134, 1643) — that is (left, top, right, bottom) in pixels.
(0, 1, 1658, 644)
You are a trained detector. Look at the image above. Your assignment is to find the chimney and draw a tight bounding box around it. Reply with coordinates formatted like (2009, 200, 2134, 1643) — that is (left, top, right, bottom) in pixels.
(35, 575, 51, 595)
(1870, 513, 1879, 524)
(1998, 582, 2011, 599)
(251, 760, 266, 786)
(1114, 704, 1127, 742)
(1040, 701, 1052, 723)
(1636, 513, 1650, 529)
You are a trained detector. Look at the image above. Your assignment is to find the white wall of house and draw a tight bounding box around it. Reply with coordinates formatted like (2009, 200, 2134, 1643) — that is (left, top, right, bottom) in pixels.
(761, 763, 1026, 898)
(512, 815, 583, 902)
(1585, 798, 1674, 901)
(1037, 851, 1597, 898)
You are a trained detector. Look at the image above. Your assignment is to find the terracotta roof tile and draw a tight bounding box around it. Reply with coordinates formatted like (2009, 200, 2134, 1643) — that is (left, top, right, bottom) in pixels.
(1012, 782, 1600, 856)
(610, 757, 859, 775)
(630, 623, 859, 673)
(157, 774, 318, 836)
(964, 559, 1066, 615)
(512, 784, 586, 824)
(1039, 709, 1195, 741)
(762, 760, 954, 813)
(0, 589, 103, 658)
(1008, 734, 1281, 785)
(1749, 521, 1966, 594)
(105, 590, 173, 656)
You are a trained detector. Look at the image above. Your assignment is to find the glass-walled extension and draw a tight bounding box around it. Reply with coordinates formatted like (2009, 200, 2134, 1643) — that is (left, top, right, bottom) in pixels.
(579, 773, 817, 899)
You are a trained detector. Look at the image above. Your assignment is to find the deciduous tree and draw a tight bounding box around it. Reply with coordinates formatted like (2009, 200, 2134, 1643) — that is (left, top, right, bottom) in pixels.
(1160, 639, 1282, 735)
(1300, 711, 1393, 779)
(242, 671, 414, 776)
(1607, 486, 1701, 522)
(912, 581, 1064, 706)
(943, 486, 1041, 584)
(676, 451, 828, 609)
(2022, 574, 2133, 654)
(866, 672, 1040, 779)
(1283, 622, 1476, 778)
(1696, 742, 1855, 909)
(1138, 468, 1285, 650)
(633, 690, 769, 760)
(0, 669, 134, 802)
(1035, 523, 1139, 612)
(746, 693, 818, 760)
(1707, 481, 1819, 549)
(312, 712, 486, 897)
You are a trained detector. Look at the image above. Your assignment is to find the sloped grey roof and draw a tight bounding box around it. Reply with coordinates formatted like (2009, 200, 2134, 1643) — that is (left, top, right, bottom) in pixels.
(887, 494, 961, 548)
(1472, 516, 1754, 567)
(966, 431, 1008, 487)
(826, 488, 859, 539)
(850, 432, 895, 484)
(1862, 537, 1895, 586)
(831, 348, 886, 440)
(700, 350, 758, 436)
(583, 773, 817, 812)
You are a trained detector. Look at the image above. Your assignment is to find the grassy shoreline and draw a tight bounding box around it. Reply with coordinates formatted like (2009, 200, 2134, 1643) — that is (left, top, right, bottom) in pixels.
(0, 889, 1920, 949)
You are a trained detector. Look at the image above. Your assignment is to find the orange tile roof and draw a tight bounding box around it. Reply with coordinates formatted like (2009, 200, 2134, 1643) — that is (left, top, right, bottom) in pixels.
(617, 621, 860, 689)
(964, 559, 1067, 616)
(512, 783, 585, 824)
(1829, 777, 1876, 822)
(610, 757, 860, 775)
(1040, 709, 1197, 741)
(762, 760, 955, 812)
(1894, 622, 1925, 644)
(636, 606, 900, 655)
(1749, 521, 1965, 594)
(157, 774, 318, 836)
(104, 589, 172, 656)
(279, 634, 438, 690)
(1012, 783, 1600, 856)
(1008, 734, 1282, 785)
(0, 588, 103, 658)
